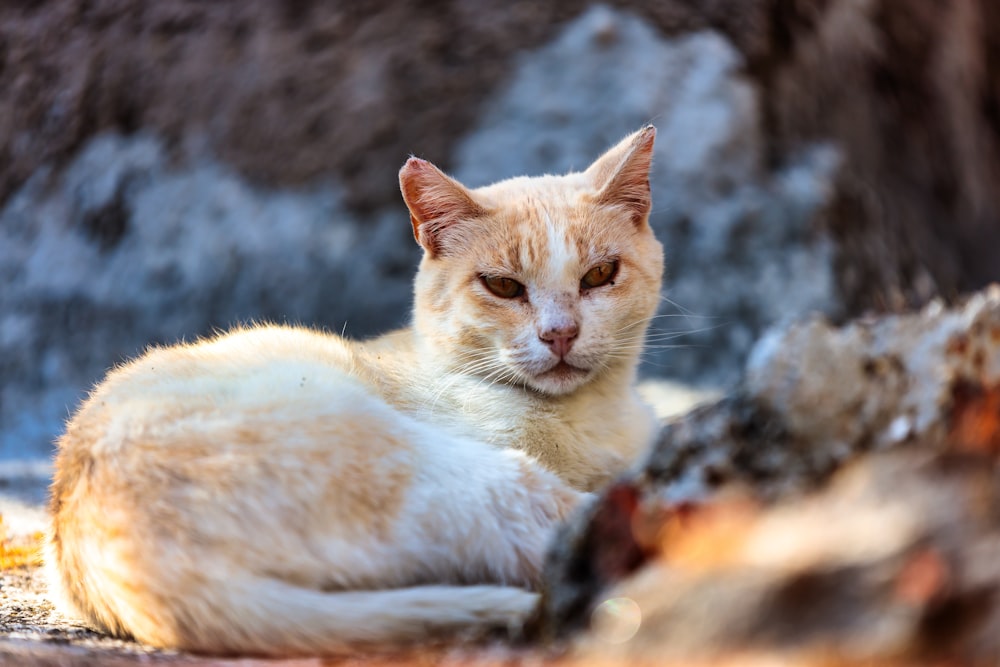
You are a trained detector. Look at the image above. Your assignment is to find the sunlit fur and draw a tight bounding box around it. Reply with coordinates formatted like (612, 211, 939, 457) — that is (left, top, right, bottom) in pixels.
(46, 128, 664, 656)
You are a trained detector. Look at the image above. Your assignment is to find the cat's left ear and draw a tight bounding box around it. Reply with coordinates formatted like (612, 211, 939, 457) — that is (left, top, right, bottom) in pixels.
(585, 125, 656, 225)
(399, 158, 486, 257)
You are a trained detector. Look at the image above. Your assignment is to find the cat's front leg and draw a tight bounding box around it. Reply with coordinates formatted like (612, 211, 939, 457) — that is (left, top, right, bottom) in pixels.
(387, 438, 590, 591)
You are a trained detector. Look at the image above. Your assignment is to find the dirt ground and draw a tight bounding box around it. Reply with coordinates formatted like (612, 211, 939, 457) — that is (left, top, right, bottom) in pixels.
(0, 562, 543, 667)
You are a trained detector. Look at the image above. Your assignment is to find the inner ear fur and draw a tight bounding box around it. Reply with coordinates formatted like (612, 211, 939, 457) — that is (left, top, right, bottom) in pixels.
(398, 157, 486, 256)
(585, 125, 656, 224)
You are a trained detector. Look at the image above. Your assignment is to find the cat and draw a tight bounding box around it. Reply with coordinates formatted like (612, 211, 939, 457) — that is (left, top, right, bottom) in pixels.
(45, 126, 665, 656)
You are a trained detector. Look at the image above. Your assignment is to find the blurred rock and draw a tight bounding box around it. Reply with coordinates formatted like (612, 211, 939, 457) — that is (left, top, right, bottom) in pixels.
(654, 284, 1000, 503)
(566, 450, 1000, 666)
(455, 5, 840, 386)
(636, 379, 720, 421)
(735, 0, 1000, 312)
(535, 284, 1000, 664)
(0, 1, 596, 212)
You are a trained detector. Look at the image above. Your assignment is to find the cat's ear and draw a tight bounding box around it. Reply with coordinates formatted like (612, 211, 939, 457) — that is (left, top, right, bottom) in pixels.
(399, 158, 486, 257)
(585, 125, 656, 224)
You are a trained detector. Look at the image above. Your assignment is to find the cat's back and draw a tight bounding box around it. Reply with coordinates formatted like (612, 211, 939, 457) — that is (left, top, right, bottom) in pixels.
(52, 326, 374, 491)
(51, 323, 373, 511)
(74, 325, 351, 417)
(48, 324, 412, 636)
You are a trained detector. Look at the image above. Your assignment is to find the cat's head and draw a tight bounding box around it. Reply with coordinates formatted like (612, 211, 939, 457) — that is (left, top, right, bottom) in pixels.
(399, 127, 664, 396)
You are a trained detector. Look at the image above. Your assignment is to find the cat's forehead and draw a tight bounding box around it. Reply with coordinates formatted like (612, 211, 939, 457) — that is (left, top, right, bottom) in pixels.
(474, 173, 590, 208)
(471, 174, 626, 278)
(477, 174, 602, 235)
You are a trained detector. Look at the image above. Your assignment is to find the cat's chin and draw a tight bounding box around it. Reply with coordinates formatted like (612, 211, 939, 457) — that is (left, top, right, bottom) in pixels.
(527, 360, 593, 396)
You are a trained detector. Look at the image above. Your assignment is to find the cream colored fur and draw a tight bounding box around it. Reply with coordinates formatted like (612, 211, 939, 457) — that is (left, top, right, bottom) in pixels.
(46, 127, 665, 656)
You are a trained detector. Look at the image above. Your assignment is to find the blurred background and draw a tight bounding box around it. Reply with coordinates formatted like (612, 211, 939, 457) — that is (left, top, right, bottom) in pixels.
(3, 0, 1000, 467)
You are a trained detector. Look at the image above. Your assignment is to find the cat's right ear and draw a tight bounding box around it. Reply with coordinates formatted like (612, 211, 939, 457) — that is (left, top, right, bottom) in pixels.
(399, 158, 486, 257)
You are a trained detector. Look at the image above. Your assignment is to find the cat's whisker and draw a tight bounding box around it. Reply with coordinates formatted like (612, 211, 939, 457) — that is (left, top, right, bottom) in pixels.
(656, 294, 711, 318)
(630, 330, 701, 342)
(445, 350, 501, 367)
(438, 349, 505, 373)
(607, 334, 693, 352)
(602, 339, 704, 360)
(426, 369, 480, 410)
(425, 357, 508, 410)
(608, 345, 695, 356)
(425, 350, 516, 405)
(467, 365, 519, 402)
(642, 323, 727, 339)
(474, 365, 513, 390)
(612, 312, 714, 336)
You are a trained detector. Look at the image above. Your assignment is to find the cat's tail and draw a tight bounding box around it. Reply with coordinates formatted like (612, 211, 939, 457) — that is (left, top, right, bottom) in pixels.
(144, 579, 539, 656)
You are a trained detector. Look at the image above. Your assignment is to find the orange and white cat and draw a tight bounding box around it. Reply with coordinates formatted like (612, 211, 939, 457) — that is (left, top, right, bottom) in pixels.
(46, 127, 664, 655)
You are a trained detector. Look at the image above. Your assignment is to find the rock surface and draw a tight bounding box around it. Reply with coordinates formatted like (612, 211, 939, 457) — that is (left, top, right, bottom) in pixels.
(534, 285, 1000, 665)
(565, 449, 1000, 666)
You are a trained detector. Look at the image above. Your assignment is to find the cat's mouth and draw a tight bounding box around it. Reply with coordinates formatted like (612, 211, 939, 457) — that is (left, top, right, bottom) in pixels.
(539, 360, 589, 379)
(525, 359, 593, 395)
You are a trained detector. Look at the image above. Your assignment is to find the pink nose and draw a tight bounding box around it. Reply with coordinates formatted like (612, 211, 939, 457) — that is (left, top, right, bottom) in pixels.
(539, 324, 579, 358)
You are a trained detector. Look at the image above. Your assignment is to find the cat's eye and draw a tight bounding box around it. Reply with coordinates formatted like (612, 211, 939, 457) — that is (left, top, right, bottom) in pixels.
(482, 275, 525, 299)
(581, 261, 618, 289)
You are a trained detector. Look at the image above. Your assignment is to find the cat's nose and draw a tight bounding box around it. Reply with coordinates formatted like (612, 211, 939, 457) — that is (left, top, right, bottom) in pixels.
(539, 324, 579, 358)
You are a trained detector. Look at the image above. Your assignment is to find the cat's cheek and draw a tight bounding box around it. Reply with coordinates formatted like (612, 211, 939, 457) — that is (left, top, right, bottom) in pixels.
(451, 320, 511, 362)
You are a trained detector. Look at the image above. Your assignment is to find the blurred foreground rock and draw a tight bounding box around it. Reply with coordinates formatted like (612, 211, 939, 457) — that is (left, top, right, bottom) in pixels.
(536, 285, 1000, 665)
(560, 451, 1000, 666)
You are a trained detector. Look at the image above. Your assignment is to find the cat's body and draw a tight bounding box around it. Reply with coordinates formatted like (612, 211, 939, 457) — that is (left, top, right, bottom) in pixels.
(46, 127, 664, 655)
